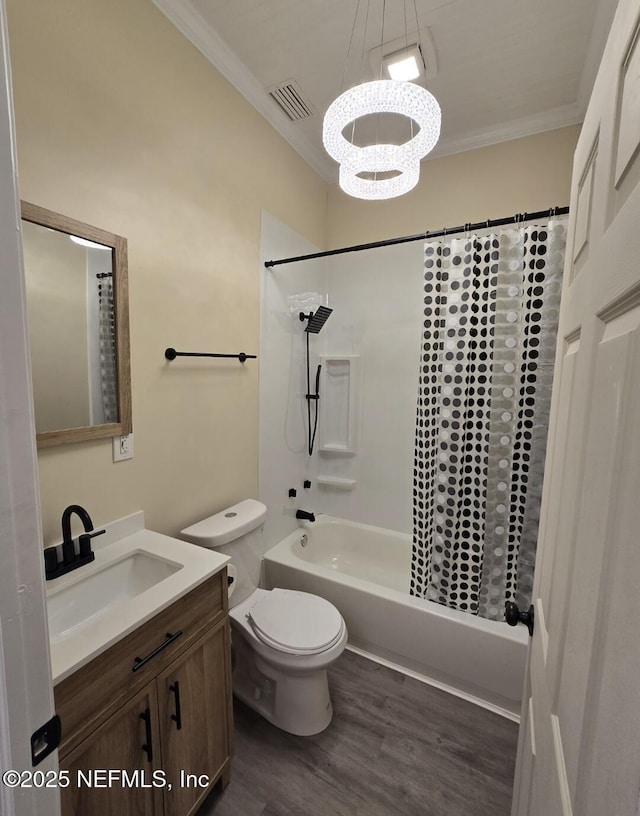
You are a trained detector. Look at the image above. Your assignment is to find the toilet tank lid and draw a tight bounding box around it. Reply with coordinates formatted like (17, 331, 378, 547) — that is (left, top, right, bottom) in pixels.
(181, 499, 267, 547)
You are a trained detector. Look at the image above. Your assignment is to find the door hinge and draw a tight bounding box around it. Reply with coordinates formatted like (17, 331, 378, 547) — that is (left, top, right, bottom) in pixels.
(31, 714, 61, 766)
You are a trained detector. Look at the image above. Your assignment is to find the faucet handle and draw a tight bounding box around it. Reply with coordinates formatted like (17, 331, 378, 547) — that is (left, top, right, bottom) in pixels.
(44, 547, 59, 579)
(78, 528, 105, 557)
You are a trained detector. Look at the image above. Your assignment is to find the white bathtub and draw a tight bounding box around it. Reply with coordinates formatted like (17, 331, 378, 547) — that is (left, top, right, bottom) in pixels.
(263, 515, 528, 718)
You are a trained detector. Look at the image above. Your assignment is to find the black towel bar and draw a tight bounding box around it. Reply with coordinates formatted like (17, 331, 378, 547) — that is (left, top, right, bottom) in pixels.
(164, 348, 257, 363)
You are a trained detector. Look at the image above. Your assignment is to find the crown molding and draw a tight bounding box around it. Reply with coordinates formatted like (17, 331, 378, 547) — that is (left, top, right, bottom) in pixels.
(154, 1, 588, 187)
(425, 103, 584, 165)
(151, 0, 336, 181)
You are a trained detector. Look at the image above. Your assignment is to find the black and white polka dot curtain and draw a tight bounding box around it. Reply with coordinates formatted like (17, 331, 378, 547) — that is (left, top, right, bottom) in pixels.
(411, 219, 566, 620)
(98, 275, 118, 423)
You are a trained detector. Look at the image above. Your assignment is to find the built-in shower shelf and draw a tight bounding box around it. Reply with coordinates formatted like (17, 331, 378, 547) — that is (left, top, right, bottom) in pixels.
(319, 355, 359, 455)
(316, 476, 357, 490)
(319, 445, 355, 456)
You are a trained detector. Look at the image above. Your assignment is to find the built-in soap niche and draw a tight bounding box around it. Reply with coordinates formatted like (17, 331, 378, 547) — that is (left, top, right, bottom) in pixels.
(319, 355, 359, 455)
(317, 356, 359, 490)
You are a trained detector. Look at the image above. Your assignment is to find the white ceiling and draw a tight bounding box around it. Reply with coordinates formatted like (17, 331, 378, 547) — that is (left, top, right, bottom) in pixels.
(152, 0, 619, 183)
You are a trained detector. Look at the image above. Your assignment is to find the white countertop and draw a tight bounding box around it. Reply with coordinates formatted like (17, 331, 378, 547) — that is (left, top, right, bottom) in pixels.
(47, 519, 229, 685)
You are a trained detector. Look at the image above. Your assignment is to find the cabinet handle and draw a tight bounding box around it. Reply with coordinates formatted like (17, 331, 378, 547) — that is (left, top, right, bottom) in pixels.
(132, 630, 183, 672)
(169, 681, 182, 731)
(140, 709, 153, 763)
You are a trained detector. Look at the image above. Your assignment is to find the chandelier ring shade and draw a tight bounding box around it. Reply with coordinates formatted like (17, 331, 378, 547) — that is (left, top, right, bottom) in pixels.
(322, 79, 441, 165)
(338, 144, 420, 199)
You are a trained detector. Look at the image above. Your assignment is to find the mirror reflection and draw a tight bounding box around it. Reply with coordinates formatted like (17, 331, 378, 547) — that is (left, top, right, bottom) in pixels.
(20, 201, 131, 448)
(22, 221, 116, 434)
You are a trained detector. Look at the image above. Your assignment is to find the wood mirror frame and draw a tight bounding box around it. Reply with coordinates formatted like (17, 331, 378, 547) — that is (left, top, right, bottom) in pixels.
(21, 201, 132, 448)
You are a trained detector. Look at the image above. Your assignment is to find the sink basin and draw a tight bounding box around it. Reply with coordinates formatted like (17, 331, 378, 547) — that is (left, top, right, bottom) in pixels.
(47, 550, 182, 643)
(46, 520, 230, 685)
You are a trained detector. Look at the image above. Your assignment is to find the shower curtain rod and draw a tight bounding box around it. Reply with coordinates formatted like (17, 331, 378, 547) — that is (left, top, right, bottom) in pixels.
(264, 205, 569, 269)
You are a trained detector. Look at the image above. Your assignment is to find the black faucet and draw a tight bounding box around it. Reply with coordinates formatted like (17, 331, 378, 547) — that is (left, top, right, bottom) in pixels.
(44, 505, 105, 580)
(62, 504, 94, 564)
(296, 509, 316, 522)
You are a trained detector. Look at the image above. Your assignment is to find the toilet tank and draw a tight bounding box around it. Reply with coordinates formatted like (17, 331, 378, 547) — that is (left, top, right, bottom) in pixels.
(180, 499, 267, 607)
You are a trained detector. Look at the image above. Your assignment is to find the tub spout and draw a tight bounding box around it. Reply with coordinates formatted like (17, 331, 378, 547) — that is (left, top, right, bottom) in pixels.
(296, 509, 316, 522)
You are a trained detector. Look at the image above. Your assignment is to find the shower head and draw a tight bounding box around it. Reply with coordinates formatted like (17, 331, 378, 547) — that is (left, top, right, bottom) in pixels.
(302, 305, 333, 334)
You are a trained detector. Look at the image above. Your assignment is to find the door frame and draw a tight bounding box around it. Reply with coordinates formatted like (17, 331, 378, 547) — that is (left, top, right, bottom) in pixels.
(0, 1, 60, 813)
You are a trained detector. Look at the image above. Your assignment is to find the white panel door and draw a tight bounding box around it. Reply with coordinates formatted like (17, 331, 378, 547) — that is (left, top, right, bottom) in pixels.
(512, 1, 640, 814)
(0, 2, 60, 814)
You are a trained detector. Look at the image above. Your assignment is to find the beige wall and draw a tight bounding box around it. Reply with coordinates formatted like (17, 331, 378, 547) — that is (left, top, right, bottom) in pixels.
(23, 222, 90, 433)
(7, 0, 328, 545)
(327, 126, 580, 247)
(8, 0, 580, 547)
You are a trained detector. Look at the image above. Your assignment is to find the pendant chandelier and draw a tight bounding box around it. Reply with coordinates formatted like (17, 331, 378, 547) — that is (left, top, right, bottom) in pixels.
(322, 0, 441, 201)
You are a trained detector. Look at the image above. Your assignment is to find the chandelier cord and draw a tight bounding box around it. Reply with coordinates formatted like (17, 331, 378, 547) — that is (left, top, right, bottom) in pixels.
(379, 0, 387, 81)
(403, 0, 409, 53)
(358, 0, 373, 84)
(351, 0, 373, 147)
(374, 0, 388, 182)
(405, 0, 415, 141)
(340, 0, 363, 97)
(412, 0, 423, 57)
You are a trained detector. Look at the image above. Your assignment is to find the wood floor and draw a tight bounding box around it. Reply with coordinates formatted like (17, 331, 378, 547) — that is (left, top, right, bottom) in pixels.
(200, 649, 518, 816)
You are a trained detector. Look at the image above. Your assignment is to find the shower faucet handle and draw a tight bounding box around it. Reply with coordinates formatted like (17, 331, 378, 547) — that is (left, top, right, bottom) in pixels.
(505, 601, 535, 637)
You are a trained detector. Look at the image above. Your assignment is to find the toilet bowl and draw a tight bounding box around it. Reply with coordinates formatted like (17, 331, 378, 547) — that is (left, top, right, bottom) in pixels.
(181, 499, 347, 736)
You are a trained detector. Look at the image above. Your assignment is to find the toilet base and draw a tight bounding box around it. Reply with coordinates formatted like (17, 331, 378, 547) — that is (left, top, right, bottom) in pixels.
(231, 627, 336, 736)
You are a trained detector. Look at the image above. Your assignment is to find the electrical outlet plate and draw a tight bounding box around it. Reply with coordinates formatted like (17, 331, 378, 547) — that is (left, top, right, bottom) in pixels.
(113, 433, 134, 462)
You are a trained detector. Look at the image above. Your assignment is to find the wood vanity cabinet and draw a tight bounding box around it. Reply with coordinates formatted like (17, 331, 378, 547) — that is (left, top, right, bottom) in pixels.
(55, 570, 233, 816)
(157, 626, 230, 816)
(58, 685, 163, 816)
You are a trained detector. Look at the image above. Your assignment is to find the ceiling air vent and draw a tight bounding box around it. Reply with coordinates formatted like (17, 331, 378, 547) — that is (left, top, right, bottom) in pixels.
(267, 80, 315, 122)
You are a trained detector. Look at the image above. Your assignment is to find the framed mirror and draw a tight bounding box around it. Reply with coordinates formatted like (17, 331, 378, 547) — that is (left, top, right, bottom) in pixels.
(20, 201, 131, 448)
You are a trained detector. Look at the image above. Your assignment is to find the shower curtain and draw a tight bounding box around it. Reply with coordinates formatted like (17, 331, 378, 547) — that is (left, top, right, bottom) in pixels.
(411, 218, 567, 620)
(98, 275, 118, 423)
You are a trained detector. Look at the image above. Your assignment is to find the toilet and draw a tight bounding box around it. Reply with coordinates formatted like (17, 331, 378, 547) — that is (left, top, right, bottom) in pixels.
(181, 499, 347, 736)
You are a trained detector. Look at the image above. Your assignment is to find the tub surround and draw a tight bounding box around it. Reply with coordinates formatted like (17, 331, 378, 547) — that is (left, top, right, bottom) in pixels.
(259, 214, 425, 544)
(47, 511, 229, 683)
(264, 515, 527, 718)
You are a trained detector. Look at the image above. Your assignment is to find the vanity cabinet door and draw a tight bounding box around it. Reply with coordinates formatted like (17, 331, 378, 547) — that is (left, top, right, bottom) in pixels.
(59, 684, 163, 816)
(158, 620, 232, 816)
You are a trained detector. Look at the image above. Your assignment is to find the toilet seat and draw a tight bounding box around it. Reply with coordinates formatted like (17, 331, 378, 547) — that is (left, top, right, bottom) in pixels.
(248, 588, 344, 655)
